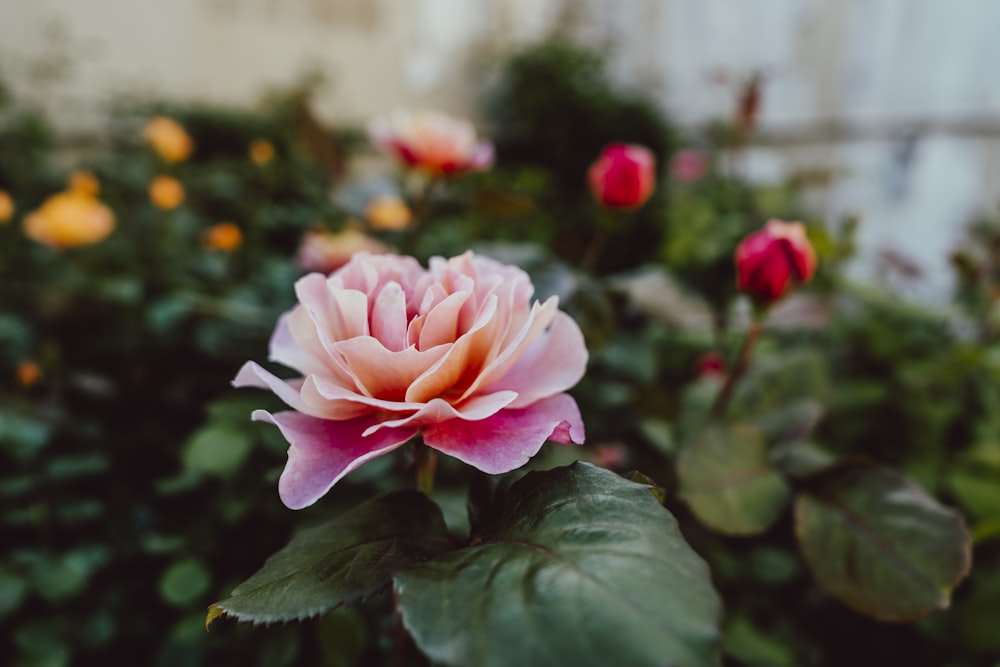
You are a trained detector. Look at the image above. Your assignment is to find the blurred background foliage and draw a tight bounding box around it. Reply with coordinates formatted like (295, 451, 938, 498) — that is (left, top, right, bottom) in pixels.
(1, 37, 998, 667)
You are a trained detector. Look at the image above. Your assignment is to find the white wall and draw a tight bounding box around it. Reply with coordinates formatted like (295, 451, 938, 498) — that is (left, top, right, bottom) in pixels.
(2, 0, 999, 300)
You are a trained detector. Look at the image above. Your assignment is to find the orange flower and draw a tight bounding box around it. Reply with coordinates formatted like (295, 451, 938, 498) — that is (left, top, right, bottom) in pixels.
(365, 194, 413, 230)
(24, 191, 115, 249)
(295, 228, 389, 273)
(149, 175, 185, 210)
(248, 139, 275, 166)
(16, 360, 41, 387)
(0, 190, 13, 224)
(143, 116, 193, 164)
(204, 222, 242, 251)
(68, 170, 100, 196)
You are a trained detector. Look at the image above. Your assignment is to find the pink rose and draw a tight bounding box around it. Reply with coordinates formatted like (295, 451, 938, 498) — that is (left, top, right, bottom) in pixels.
(588, 143, 656, 209)
(235, 251, 588, 508)
(295, 228, 389, 274)
(670, 149, 709, 184)
(368, 110, 494, 176)
(735, 219, 817, 302)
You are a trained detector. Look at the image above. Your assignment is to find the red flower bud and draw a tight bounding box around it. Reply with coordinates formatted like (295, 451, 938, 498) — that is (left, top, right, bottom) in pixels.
(735, 219, 817, 302)
(588, 143, 656, 209)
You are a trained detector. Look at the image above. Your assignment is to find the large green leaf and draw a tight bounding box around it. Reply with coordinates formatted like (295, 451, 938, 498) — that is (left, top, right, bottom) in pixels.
(209, 490, 453, 624)
(677, 424, 791, 536)
(395, 462, 722, 667)
(795, 462, 972, 621)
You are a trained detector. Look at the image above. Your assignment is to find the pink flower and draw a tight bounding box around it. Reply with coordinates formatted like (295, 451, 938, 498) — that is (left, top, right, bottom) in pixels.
(368, 110, 494, 176)
(588, 143, 656, 209)
(235, 251, 588, 508)
(735, 219, 817, 302)
(295, 228, 389, 274)
(670, 149, 709, 184)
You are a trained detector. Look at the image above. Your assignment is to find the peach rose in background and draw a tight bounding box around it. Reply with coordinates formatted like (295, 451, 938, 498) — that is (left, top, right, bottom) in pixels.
(365, 194, 413, 231)
(588, 143, 656, 209)
(23, 191, 115, 249)
(295, 228, 389, 274)
(68, 170, 101, 197)
(368, 110, 494, 176)
(236, 251, 588, 509)
(204, 222, 243, 251)
(142, 116, 193, 164)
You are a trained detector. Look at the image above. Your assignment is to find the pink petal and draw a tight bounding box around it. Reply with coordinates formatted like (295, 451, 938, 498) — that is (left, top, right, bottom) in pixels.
(233, 362, 309, 413)
(268, 312, 328, 377)
(371, 281, 408, 352)
(302, 374, 426, 419)
(489, 311, 589, 408)
(418, 291, 471, 349)
(253, 410, 417, 509)
(363, 390, 518, 435)
(422, 393, 585, 474)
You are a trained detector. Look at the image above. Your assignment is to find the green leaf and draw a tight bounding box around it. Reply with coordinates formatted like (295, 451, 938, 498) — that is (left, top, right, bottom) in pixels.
(395, 462, 722, 667)
(677, 424, 791, 536)
(795, 462, 972, 621)
(211, 490, 453, 624)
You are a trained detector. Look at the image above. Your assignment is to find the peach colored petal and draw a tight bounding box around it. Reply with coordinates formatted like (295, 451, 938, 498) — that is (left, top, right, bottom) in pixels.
(489, 311, 588, 408)
(363, 390, 518, 435)
(303, 374, 426, 417)
(254, 410, 416, 509)
(334, 337, 449, 402)
(371, 281, 408, 352)
(422, 393, 585, 474)
(417, 291, 470, 349)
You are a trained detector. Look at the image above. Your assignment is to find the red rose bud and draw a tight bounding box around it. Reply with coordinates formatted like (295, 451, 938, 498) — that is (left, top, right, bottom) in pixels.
(735, 219, 817, 302)
(588, 143, 656, 209)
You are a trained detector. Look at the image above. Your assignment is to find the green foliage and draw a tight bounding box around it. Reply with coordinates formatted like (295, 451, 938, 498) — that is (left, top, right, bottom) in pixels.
(395, 463, 722, 667)
(795, 463, 972, 621)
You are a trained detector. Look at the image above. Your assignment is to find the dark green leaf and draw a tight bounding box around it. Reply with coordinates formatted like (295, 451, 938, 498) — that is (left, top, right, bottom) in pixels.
(211, 490, 453, 624)
(160, 558, 211, 607)
(395, 462, 722, 667)
(182, 425, 251, 476)
(795, 463, 972, 621)
(677, 425, 791, 536)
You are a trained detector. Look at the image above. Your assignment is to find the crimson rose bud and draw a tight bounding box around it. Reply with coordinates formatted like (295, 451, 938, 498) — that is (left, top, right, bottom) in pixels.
(735, 219, 817, 302)
(588, 143, 656, 209)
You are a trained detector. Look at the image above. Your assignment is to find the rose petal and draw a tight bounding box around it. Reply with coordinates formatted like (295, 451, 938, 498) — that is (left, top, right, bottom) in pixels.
(363, 390, 518, 435)
(233, 362, 309, 412)
(334, 337, 450, 402)
(253, 409, 417, 509)
(488, 311, 588, 408)
(371, 281, 408, 352)
(422, 393, 585, 474)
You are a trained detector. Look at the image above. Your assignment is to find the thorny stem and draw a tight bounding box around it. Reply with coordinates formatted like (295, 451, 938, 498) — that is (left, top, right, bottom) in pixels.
(415, 446, 438, 496)
(712, 315, 765, 418)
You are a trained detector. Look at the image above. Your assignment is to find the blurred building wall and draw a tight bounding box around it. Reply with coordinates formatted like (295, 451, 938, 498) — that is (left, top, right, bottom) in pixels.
(2, 0, 999, 300)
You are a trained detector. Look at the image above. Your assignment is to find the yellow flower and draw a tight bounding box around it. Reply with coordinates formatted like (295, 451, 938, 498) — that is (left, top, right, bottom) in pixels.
(365, 194, 413, 230)
(143, 116, 193, 164)
(16, 360, 41, 387)
(149, 175, 185, 210)
(248, 139, 275, 167)
(0, 190, 14, 224)
(204, 222, 242, 251)
(68, 170, 100, 197)
(24, 191, 115, 249)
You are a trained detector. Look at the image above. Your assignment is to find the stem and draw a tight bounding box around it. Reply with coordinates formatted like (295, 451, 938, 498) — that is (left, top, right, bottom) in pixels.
(415, 446, 438, 496)
(712, 317, 764, 418)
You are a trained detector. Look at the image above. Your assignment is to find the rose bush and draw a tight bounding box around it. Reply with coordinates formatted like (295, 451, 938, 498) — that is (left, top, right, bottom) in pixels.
(235, 250, 587, 509)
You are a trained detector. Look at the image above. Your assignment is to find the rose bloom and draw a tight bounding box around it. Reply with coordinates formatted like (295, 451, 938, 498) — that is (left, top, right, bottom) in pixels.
(204, 222, 243, 251)
(735, 219, 817, 302)
(368, 110, 494, 176)
(149, 175, 185, 210)
(248, 138, 275, 167)
(296, 228, 389, 274)
(0, 190, 13, 224)
(365, 194, 413, 231)
(143, 116, 193, 164)
(670, 149, 709, 184)
(588, 143, 656, 209)
(235, 251, 588, 509)
(68, 170, 100, 197)
(24, 191, 115, 249)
